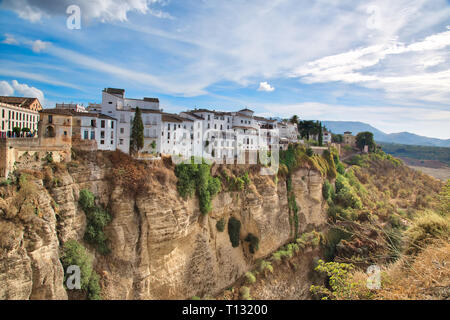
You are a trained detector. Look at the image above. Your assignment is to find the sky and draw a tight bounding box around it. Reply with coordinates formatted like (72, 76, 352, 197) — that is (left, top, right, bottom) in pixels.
(0, 0, 449, 139)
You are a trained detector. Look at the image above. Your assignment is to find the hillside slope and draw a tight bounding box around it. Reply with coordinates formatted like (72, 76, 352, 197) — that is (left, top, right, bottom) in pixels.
(322, 121, 450, 147)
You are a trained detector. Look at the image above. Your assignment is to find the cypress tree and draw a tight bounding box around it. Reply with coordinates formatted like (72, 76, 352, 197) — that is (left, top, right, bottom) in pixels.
(130, 107, 144, 154)
(318, 122, 323, 146)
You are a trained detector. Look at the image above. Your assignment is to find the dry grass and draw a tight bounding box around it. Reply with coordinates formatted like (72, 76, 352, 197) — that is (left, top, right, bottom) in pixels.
(349, 241, 450, 300)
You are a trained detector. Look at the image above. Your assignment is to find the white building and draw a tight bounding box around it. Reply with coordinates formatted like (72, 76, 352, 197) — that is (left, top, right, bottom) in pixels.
(100, 88, 161, 154)
(72, 112, 117, 151)
(95, 88, 300, 160)
(323, 131, 332, 144)
(0, 101, 40, 137)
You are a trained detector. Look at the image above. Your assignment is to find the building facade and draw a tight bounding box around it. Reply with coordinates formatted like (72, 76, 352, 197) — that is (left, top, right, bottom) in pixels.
(72, 112, 117, 151)
(0, 100, 40, 137)
(343, 131, 356, 146)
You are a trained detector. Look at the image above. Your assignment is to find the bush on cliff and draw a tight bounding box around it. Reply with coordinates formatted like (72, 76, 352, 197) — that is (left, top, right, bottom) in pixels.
(216, 218, 226, 232)
(245, 233, 259, 254)
(228, 217, 241, 247)
(322, 180, 334, 201)
(79, 189, 112, 255)
(175, 159, 221, 215)
(60, 240, 102, 300)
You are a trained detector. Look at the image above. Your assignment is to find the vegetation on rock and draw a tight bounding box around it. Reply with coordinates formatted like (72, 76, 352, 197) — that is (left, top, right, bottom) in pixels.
(175, 158, 221, 215)
(79, 189, 112, 255)
(228, 217, 241, 248)
(60, 240, 102, 300)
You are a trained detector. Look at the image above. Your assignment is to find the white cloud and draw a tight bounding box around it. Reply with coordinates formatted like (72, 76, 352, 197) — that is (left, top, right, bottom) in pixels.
(2, 34, 18, 45)
(0, 0, 172, 23)
(0, 80, 45, 103)
(0, 81, 14, 96)
(258, 81, 275, 92)
(31, 40, 50, 53)
(292, 30, 450, 104)
(10, 80, 45, 103)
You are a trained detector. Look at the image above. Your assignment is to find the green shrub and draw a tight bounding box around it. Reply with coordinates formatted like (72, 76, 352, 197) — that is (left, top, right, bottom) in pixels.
(324, 227, 351, 261)
(60, 240, 101, 300)
(239, 286, 251, 300)
(334, 175, 362, 209)
(310, 260, 356, 300)
(79, 189, 95, 211)
(0, 178, 12, 186)
(245, 271, 256, 284)
(306, 147, 314, 157)
(242, 172, 251, 186)
(216, 218, 226, 232)
(336, 162, 346, 175)
(87, 271, 101, 300)
(175, 160, 221, 215)
(228, 217, 241, 247)
(259, 260, 273, 274)
(245, 233, 259, 254)
(79, 189, 112, 255)
(322, 180, 334, 201)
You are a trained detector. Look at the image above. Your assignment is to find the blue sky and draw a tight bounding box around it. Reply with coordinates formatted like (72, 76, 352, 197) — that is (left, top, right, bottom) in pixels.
(0, 0, 449, 138)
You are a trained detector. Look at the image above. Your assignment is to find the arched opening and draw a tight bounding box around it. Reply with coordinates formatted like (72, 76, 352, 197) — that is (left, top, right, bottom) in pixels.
(45, 125, 56, 138)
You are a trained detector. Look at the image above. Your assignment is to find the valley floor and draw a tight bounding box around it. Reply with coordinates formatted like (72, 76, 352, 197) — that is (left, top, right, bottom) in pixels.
(408, 165, 450, 181)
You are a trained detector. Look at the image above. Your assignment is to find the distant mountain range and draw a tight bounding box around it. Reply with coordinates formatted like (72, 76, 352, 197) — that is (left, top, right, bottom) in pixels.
(322, 121, 450, 148)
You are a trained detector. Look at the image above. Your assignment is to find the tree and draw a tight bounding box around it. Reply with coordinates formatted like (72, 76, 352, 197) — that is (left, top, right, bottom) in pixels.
(318, 122, 323, 146)
(356, 131, 376, 152)
(12, 126, 21, 137)
(150, 141, 156, 150)
(332, 134, 343, 143)
(130, 107, 144, 154)
(298, 120, 316, 140)
(290, 115, 299, 125)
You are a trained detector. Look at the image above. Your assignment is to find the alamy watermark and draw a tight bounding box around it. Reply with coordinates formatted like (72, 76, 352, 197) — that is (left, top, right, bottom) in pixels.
(66, 265, 81, 290)
(66, 5, 81, 30)
(366, 265, 381, 290)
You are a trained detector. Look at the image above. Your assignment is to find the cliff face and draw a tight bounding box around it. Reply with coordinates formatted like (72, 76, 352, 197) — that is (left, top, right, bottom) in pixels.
(0, 156, 327, 300)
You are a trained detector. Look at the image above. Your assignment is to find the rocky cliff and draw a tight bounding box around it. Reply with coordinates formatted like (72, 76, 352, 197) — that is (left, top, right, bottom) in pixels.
(0, 152, 327, 300)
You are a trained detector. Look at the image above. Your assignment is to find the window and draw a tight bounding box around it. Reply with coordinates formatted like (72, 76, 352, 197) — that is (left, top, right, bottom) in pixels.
(119, 139, 123, 145)
(48, 115, 53, 123)
(84, 130, 89, 139)
(101, 131, 105, 138)
(64, 131, 67, 136)
(101, 120, 105, 128)
(120, 128, 124, 134)
(111, 140, 114, 145)
(90, 131, 95, 140)
(111, 131, 114, 139)
(109, 101, 112, 104)
(111, 121, 114, 129)
(91, 119, 96, 127)
(101, 140, 105, 145)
